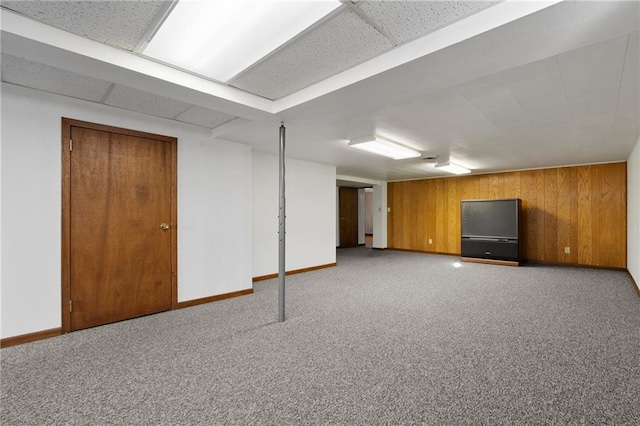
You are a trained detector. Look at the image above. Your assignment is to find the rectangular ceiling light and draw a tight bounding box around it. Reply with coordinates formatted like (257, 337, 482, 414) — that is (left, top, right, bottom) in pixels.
(349, 136, 421, 160)
(143, 0, 341, 82)
(434, 161, 471, 175)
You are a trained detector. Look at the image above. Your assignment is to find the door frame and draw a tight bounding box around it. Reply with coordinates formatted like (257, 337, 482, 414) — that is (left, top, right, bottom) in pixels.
(61, 118, 178, 333)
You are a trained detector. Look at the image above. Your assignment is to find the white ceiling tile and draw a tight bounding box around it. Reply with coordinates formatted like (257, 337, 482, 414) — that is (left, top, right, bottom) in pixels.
(615, 32, 640, 115)
(356, 1, 500, 44)
(1, 0, 165, 50)
(502, 56, 561, 87)
(558, 35, 628, 116)
(456, 84, 522, 111)
(174, 106, 237, 129)
(1, 53, 112, 102)
(104, 84, 191, 119)
(230, 9, 394, 100)
(558, 35, 628, 88)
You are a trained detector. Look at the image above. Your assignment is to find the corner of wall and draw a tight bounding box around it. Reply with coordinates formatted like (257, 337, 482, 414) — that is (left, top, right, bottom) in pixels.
(627, 135, 640, 291)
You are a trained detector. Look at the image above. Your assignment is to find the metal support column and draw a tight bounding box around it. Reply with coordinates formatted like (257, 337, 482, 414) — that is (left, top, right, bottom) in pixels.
(278, 122, 286, 322)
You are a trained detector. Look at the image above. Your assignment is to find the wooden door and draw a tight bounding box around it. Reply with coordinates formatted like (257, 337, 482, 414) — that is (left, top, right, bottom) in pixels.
(63, 120, 176, 331)
(339, 187, 359, 247)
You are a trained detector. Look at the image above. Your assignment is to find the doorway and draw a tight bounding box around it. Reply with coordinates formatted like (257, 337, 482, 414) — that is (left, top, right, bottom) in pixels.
(61, 118, 177, 332)
(339, 187, 358, 247)
(363, 188, 373, 248)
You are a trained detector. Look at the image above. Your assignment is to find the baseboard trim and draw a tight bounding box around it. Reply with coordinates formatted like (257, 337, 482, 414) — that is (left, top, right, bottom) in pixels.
(389, 248, 455, 256)
(1, 327, 62, 349)
(175, 289, 254, 309)
(253, 262, 337, 282)
(388, 248, 628, 271)
(461, 257, 520, 267)
(627, 270, 640, 298)
(527, 259, 627, 272)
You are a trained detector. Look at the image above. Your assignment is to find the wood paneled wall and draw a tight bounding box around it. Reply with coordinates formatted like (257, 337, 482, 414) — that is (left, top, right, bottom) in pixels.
(387, 163, 627, 268)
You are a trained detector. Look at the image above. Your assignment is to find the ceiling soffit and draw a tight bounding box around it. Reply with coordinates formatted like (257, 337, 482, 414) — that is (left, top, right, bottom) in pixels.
(231, 1, 502, 99)
(0, 0, 168, 51)
(1, 53, 237, 130)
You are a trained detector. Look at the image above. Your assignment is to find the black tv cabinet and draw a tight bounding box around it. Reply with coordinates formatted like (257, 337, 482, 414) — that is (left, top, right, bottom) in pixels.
(460, 198, 521, 266)
(461, 238, 520, 266)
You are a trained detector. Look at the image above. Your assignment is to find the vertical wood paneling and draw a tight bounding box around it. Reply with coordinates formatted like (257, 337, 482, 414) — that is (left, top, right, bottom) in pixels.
(502, 172, 516, 198)
(446, 179, 459, 253)
(519, 171, 537, 260)
(619, 163, 627, 267)
(535, 170, 546, 261)
(387, 163, 626, 268)
(591, 166, 602, 266)
(415, 180, 429, 251)
(577, 166, 593, 264)
(435, 179, 447, 252)
(426, 179, 437, 251)
(556, 167, 572, 262)
(544, 169, 558, 262)
(570, 167, 579, 264)
(598, 163, 625, 267)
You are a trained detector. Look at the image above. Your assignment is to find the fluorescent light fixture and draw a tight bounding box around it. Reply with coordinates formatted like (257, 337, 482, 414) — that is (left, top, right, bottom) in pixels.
(348, 136, 421, 160)
(434, 161, 471, 175)
(143, 0, 341, 82)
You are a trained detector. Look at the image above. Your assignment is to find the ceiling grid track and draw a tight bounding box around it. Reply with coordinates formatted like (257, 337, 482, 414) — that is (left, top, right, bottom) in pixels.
(226, 3, 349, 86)
(340, 1, 400, 45)
(611, 34, 631, 134)
(99, 82, 116, 104)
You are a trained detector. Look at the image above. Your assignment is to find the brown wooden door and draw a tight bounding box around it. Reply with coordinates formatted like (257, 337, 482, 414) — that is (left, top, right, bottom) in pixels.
(69, 126, 172, 331)
(339, 187, 359, 247)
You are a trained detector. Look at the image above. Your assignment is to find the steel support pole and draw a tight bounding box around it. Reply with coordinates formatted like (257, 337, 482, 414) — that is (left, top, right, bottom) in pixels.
(278, 123, 286, 322)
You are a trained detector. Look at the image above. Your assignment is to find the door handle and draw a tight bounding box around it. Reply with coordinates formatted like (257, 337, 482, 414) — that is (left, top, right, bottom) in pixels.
(160, 223, 170, 230)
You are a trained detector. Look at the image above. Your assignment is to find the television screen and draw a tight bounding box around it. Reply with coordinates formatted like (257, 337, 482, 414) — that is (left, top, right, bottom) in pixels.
(461, 199, 519, 239)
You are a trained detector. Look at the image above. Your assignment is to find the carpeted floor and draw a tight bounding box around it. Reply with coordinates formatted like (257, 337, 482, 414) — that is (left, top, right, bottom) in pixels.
(2, 248, 639, 425)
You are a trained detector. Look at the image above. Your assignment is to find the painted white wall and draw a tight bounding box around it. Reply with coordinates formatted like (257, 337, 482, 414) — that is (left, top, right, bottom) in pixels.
(358, 188, 365, 245)
(336, 187, 343, 247)
(628, 136, 640, 289)
(0, 83, 252, 339)
(252, 152, 336, 277)
(178, 137, 252, 302)
(364, 188, 373, 234)
(373, 183, 388, 248)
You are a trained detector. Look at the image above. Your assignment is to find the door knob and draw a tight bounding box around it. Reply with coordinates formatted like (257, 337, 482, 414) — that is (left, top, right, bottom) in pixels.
(160, 223, 170, 230)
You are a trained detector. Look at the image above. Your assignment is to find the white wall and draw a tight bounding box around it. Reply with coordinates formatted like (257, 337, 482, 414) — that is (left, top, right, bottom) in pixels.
(0, 83, 252, 339)
(358, 188, 365, 245)
(364, 188, 373, 234)
(252, 152, 335, 277)
(335, 187, 340, 247)
(628, 136, 640, 289)
(373, 183, 388, 248)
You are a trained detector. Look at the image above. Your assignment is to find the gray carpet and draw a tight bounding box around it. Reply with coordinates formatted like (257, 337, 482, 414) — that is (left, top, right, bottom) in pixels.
(2, 248, 639, 425)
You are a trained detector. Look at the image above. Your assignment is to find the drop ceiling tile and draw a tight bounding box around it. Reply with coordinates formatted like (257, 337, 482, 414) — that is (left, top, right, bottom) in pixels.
(616, 32, 639, 108)
(456, 84, 521, 111)
(1, 1, 165, 50)
(356, 1, 499, 44)
(104, 85, 191, 119)
(558, 35, 628, 106)
(174, 106, 237, 129)
(230, 9, 394, 100)
(1, 53, 112, 102)
(502, 56, 561, 87)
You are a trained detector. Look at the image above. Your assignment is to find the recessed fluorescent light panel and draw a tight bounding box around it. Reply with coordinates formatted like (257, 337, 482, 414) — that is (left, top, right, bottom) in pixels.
(349, 136, 421, 160)
(434, 161, 471, 175)
(143, 0, 341, 82)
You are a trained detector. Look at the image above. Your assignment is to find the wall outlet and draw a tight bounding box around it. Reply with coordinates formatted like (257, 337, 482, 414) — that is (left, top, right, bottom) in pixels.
(429, 239, 433, 244)
(565, 247, 570, 254)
